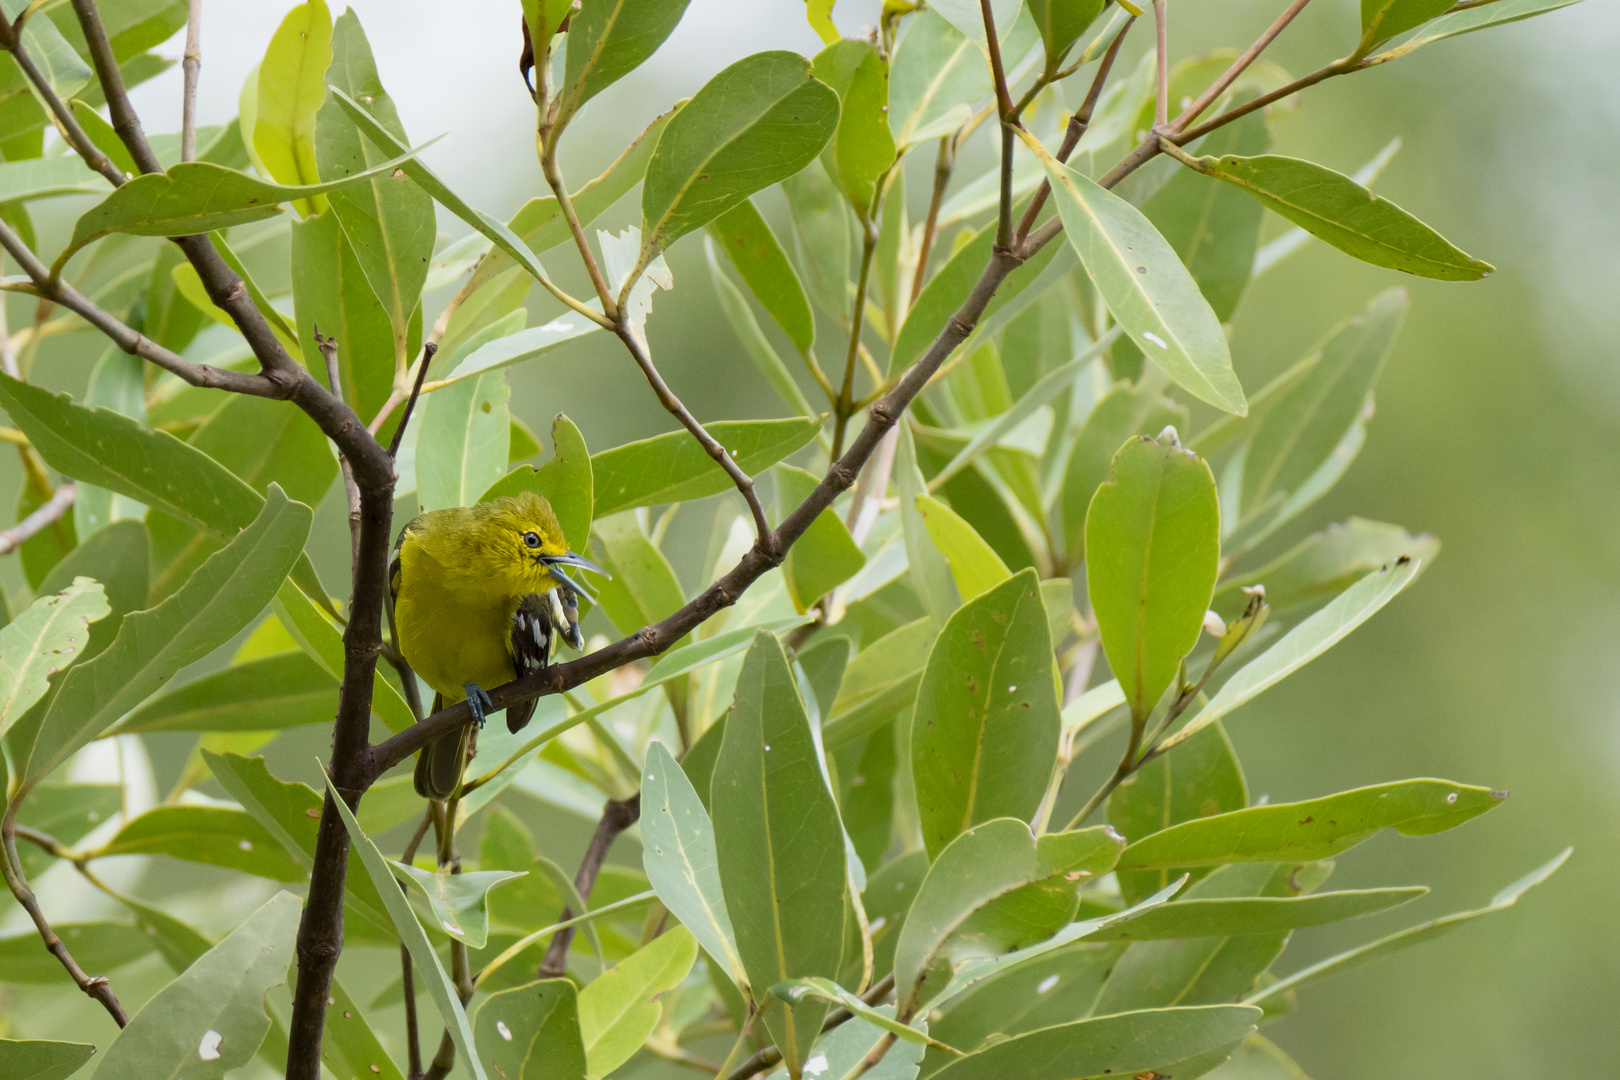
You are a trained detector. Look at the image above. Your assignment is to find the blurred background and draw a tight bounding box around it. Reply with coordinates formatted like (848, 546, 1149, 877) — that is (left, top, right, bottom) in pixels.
(3, 0, 1617, 1075)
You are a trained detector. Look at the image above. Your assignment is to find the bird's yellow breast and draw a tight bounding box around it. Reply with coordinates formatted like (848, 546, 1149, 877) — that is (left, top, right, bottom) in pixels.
(392, 512, 560, 703)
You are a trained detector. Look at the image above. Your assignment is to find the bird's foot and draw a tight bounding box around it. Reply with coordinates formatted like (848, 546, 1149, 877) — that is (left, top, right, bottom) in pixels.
(463, 683, 494, 728)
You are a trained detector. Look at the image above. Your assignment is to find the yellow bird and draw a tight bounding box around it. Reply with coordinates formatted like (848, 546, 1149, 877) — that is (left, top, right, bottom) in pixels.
(389, 491, 603, 799)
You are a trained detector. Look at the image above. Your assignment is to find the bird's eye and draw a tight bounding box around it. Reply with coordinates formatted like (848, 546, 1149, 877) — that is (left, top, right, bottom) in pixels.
(523, 531, 541, 549)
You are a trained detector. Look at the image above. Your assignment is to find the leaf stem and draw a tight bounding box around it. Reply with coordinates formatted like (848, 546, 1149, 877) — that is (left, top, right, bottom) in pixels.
(834, 228, 880, 459)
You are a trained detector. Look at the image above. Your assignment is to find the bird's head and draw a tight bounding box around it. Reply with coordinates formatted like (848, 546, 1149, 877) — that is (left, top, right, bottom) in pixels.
(482, 491, 604, 595)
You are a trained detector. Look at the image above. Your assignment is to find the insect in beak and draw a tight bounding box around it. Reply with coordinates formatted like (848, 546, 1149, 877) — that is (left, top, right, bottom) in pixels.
(542, 551, 609, 577)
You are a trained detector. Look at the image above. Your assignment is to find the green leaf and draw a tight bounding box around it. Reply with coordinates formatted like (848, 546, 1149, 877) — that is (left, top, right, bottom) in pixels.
(75, 350, 149, 539)
(324, 772, 490, 1080)
(100, 805, 307, 882)
(65, 150, 422, 254)
(1362, 0, 1454, 45)
(316, 11, 435, 360)
(1119, 779, 1507, 870)
(472, 979, 586, 1080)
(706, 239, 820, 419)
(1247, 848, 1572, 1006)
(586, 511, 686, 637)
(1221, 518, 1440, 612)
(812, 40, 897, 216)
(910, 571, 1059, 857)
(591, 417, 821, 515)
(928, 1005, 1261, 1080)
(438, 319, 602, 389)
(1205, 1035, 1312, 1079)
(1060, 381, 1188, 565)
(0, 1039, 97, 1080)
(254, 0, 332, 199)
(12, 489, 309, 791)
(0, 579, 109, 740)
(1092, 862, 1326, 1016)
(12, 5, 91, 103)
(481, 414, 595, 549)
(893, 818, 1123, 1017)
(914, 494, 1011, 604)
(94, 892, 301, 1080)
(781, 160, 851, 320)
(641, 741, 746, 986)
(1086, 431, 1220, 721)
(888, 10, 987, 148)
(763, 1007, 928, 1080)
(777, 465, 867, 611)
(1373, 0, 1581, 60)
(9, 784, 120, 883)
(708, 199, 816, 354)
(1195, 153, 1491, 280)
(113, 651, 337, 734)
(578, 927, 698, 1079)
(115, 894, 214, 973)
(712, 631, 848, 1073)
(392, 863, 524, 950)
(1028, 0, 1104, 67)
(557, 0, 692, 126)
(0, 156, 108, 203)
(1086, 886, 1425, 941)
(272, 580, 416, 733)
(322, 978, 406, 1080)
(416, 370, 510, 512)
(1240, 289, 1406, 519)
(1110, 721, 1247, 903)
(291, 208, 396, 426)
(927, 0, 1022, 53)
(1025, 135, 1246, 414)
(1156, 557, 1428, 754)
(824, 617, 935, 749)
(0, 922, 151, 983)
(641, 51, 839, 260)
(771, 977, 948, 1049)
(897, 427, 960, 624)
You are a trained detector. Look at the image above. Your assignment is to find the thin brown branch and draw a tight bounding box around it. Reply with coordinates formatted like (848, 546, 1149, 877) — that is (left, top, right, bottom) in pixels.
(908, 137, 955, 308)
(615, 323, 774, 548)
(181, 0, 202, 161)
(3, 36, 124, 184)
(540, 142, 619, 320)
(833, 230, 879, 459)
(383, 342, 434, 455)
(979, 0, 1017, 250)
(978, 0, 1016, 124)
(1153, 1, 1171, 131)
(0, 481, 74, 556)
(1170, 0, 1314, 132)
(317, 327, 363, 569)
(539, 794, 640, 976)
(2, 802, 129, 1026)
(1176, 55, 1362, 143)
(399, 811, 433, 1080)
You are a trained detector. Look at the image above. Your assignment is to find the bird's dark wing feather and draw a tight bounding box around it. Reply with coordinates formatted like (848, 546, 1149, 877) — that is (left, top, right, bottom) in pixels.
(506, 594, 553, 733)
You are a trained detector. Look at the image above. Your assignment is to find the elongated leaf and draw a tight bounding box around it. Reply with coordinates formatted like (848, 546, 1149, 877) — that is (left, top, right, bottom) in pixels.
(316, 12, 435, 358)
(889, 10, 987, 148)
(1093, 861, 1326, 1016)
(75, 350, 150, 539)
(641, 51, 839, 260)
(292, 208, 400, 426)
(1157, 557, 1426, 753)
(1253, 139, 1402, 276)
(772, 977, 947, 1049)
(1083, 886, 1425, 941)
(0, 156, 109, 203)
(0, 922, 152, 983)
(115, 894, 213, 973)
(114, 651, 337, 734)
(1363, 0, 1454, 45)
(1025, 134, 1246, 414)
(777, 465, 866, 611)
(1374, 0, 1581, 60)
(322, 978, 406, 1080)
(66, 149, 421, 253)
(914, 494, 1011, 603)
(578, 927, 698, 1078)
(1120, 779, 1506, 870)
(928, 0, 1022, 52)
(591, 417, 820, 515)
(894, 819, 1123, 1016)
(1061, 380, 1188, 564)
(273, 580, 416, 733)
(762, 1007, 928, 1080)
(10, 784, 121, 883)
(392, 863, 524, 949)
(929, 1005, 1260, 1080)
(1205, 1035, 1312, 1079)
(1087, 431, 1220, 720)
(712, 631, 847, 1073)
(558, 0, 692, 125)
(1110, 721, 1247, 903)
(812, 40, 896, 215)
(100, 805, 307, 881)
(1247, 848, 1572, 1005)
(0, 1039, 97, 1080)
(1028, 0, 1104, 67)
(254, 0, 332, 198)
(897, 427, 960, 624)
(325, 773, 489, 1080)
(910, 571, 1058, 856)
(94, 892, 300, 1080)
(706, 239, 819, 418)
(481, 414, 595, 549)
(439, 318, 601, 388)
(1195, 153, 1491, 280)
(13, 489, 309, 790)
(1241, 289, 1406, 517)
(0, 579, 109, 739)
(1221, 517, 1439, 612)
(472, 979, 586, 1080)
(709, 198, 816, 353)
(641, 741, 746, 986)
(586, 511, 686, 639)
(416, 370, 510, 511)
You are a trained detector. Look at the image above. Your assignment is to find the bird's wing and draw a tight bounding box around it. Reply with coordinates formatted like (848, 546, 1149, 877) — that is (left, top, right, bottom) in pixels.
(505, 594, 554, 733)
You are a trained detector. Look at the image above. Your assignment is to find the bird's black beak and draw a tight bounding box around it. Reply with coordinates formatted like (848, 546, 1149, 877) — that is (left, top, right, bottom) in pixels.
(542, 551, 609, 578)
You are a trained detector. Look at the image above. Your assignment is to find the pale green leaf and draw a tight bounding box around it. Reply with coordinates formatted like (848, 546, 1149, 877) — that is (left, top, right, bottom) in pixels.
(1060, 379, 1188, 566)
(578, 927, 698, 1079)
(558, 0, 692, 126)
(0, 579, 109, 739)
(273, 579, 416, 733)
(100, 805, 307, 882)
(0, 1039, 97, 1080)
(416, 370, 510, 511)
(708, 198, 816, 354)
(0, 156, 108, 203)
(481, 414, 595, 549)
(1373, 0, 1582, 60)
(0, 922, 151, 983)
(1086, 887, 1426, 942)
(254, 0, 331, 197)
(897, 426, 960, 624)
(812, 39, 896, 215)
(914, 494, 1010, 603)
(471, 979, 586, 1080)
(113, 651, 337, 734)
(705, 237, 819, 419)
(591, 418, 821, 515)
(888, 10, 985, 148)
(1220, 517, 1440, 612)
(1028, 0, 1104, 67)
(392, 863, 524, 949)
